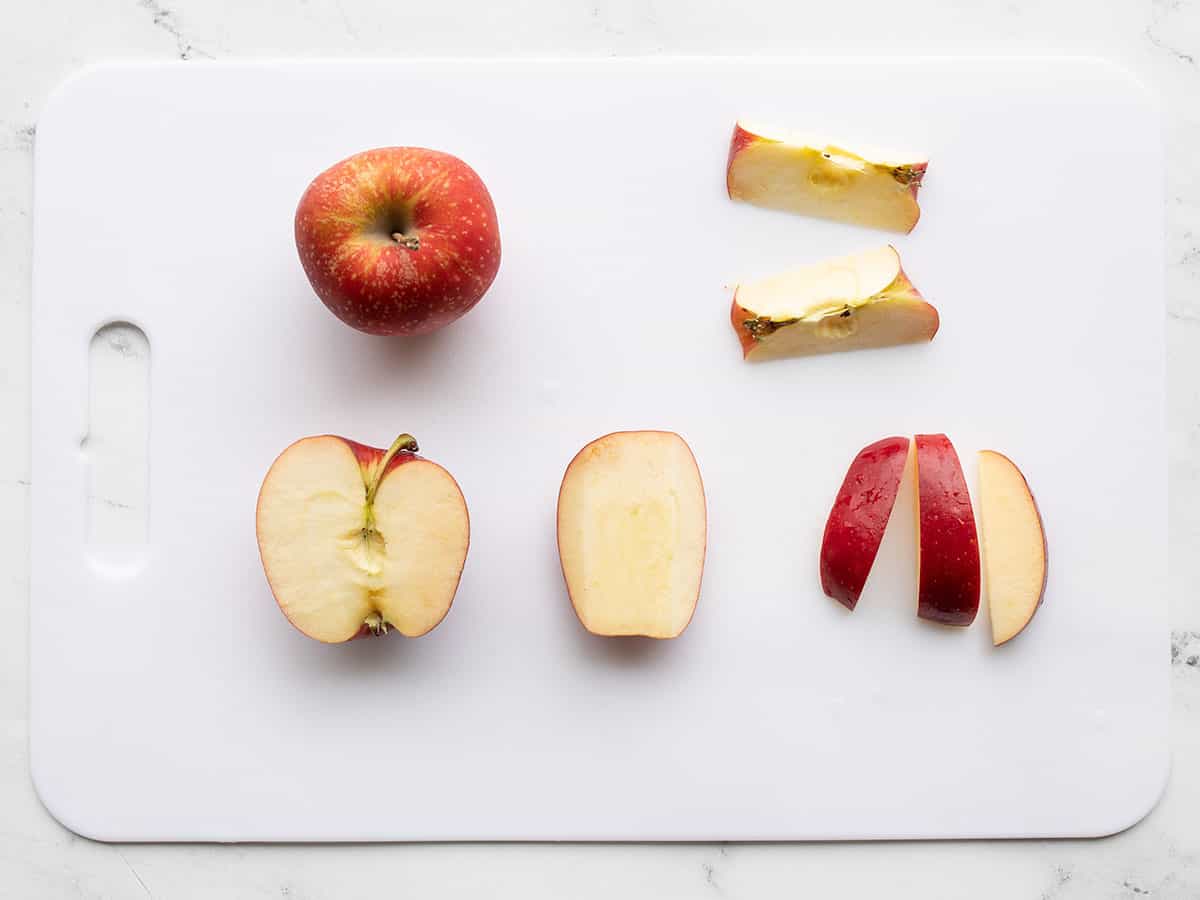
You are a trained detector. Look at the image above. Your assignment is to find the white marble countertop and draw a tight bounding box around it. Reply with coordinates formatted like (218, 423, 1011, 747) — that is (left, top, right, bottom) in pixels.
(2, 1, 1198, 897)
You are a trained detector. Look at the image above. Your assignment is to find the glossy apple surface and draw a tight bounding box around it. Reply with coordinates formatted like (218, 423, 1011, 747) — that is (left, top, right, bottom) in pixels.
(915, 433, 980, 626)
(295, 147, 501, 335)
(820, 436, 911, 610)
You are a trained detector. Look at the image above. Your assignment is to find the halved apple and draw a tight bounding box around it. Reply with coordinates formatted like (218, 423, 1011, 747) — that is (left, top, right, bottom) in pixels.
(557, 431, 707, 638)
(726, 121, 927, 232)
(915, 433, 980, 626)
(820, 436, 911, 610)
(256, 433, 470, 643)
(731, 245, 938, 362)
(978, 450, 1047, 645)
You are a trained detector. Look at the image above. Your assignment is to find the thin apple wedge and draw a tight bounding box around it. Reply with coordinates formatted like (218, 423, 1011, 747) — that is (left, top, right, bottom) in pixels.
(820, 436, 911, 610)
(557, 431, 707, 638)
(979, 450, 1048, 645)
(731, 245, 938, 362)
(726, 121, 927, 232)
(915, 433, 980, 626)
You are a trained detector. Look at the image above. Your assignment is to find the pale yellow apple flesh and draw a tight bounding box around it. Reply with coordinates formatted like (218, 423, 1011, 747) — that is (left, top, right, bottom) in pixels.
(731, 245, 939, 362)
(557, 431, 707, 638)
(978, 450, 1047, 646)
(256, 435, 470, 643)
(727, 121, 926, 233)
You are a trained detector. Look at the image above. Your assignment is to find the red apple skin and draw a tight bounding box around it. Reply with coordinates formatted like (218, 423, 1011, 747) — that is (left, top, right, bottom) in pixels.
(725, 123, 758, 197)
(295, 147, 501, 336)
(915, 433, 980, 626)
(820, 436, 911, 610)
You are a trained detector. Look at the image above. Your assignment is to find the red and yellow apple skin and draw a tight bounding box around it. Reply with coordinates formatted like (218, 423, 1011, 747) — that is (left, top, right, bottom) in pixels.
(820, 436, 911, 610)
(914, 434, 980, 626)
(295, 147, 501, 336)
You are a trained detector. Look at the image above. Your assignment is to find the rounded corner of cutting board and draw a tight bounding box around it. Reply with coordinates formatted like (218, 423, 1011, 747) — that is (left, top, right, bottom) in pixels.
(29, 756, 120, 844)
(1081, 745, 1172, 839)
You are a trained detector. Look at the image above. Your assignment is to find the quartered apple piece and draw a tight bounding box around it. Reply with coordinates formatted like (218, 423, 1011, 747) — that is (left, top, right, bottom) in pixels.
(557, 431, 707, 638)
(726, 121, 927, 233)
(914, 434, 980, 626)
(978, 450, 1048, 645)
(256, 433, 470, 643)
(820, 436, 911, 610)
(731, 245, 938, 362)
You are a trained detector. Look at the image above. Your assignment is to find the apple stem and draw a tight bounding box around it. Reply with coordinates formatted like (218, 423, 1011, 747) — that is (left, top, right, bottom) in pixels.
(391, 233, 421, 251)
(365, 433, 419, 509)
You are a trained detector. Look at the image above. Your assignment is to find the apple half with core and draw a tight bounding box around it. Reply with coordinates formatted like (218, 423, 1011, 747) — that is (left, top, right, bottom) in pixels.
(726, 121, 927, 232)
(295, 147, 501, 336)
(820, 436, 911, 610)
(915, 433, 980, 626)
(256, 433, 470, 642)
(978, 450, 1047, 645)
(557, 431, 707, 638)
(731, 245, 938, 362)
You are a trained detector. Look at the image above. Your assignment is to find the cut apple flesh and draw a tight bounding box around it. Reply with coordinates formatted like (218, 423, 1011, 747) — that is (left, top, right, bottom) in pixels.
(726, 121, 926, 233)
(256, 435, 469, 642)
(731, 245, 938, 361)
(557, 431, 706, 638)
(979, 450, 1047, 645)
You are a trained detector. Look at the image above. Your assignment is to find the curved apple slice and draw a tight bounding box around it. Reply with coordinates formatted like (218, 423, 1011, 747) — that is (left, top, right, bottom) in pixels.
(731, 246, 938, 362)
(256, 434, 470, 643)
(915, 433, 980, 626)
(726, 121, 927, 232)
(820, 436, 911, 610)
(557, 431, 707, 638)
(978, 450, 1048, 646)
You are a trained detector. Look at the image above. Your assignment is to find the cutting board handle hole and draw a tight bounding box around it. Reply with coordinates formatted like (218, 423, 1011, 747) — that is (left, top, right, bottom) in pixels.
(83, 321, 150, 576)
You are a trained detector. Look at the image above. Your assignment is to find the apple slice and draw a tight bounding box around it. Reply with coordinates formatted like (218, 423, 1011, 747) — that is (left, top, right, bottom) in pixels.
(726, 121, 927, 232)
(978, 450, 1048, 645)
(557, 431, 706, 638)
(915, 433, 980, 626)
(820, 436, 911, 610)
(256, 433, 469, 643)
(731, 245, 938, 362)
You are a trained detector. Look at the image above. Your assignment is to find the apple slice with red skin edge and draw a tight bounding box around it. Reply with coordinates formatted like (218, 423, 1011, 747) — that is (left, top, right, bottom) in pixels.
(295, 146, 501, 336)
(557, 431, 707, 638)
(726, 121, 927, 233)
(820, 436, 911, 610)
(731, 245, 938, 362)
(978, 450, 1048, 646)
(256, 432, 470, 643)
(914, 433, 980, 626)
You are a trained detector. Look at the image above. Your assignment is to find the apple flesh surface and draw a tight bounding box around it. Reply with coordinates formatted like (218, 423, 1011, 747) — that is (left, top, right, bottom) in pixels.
(979, 450, 1047, 645)
(731, 245, 938, 362)
(726, 121, 927, 233)
(820, 436, 911, 610)
(914, 434, 980, 626)
(295, 147, 501, 336)
(256, 433, 470, 643)
(557, 431, 707, 638)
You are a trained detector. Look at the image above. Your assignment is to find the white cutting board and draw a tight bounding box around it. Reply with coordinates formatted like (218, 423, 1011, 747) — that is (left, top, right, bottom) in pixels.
(30, 58, 1167, 842)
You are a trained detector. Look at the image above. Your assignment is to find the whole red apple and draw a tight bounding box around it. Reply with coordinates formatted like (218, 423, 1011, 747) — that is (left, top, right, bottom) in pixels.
(294, 147, 501, 336)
